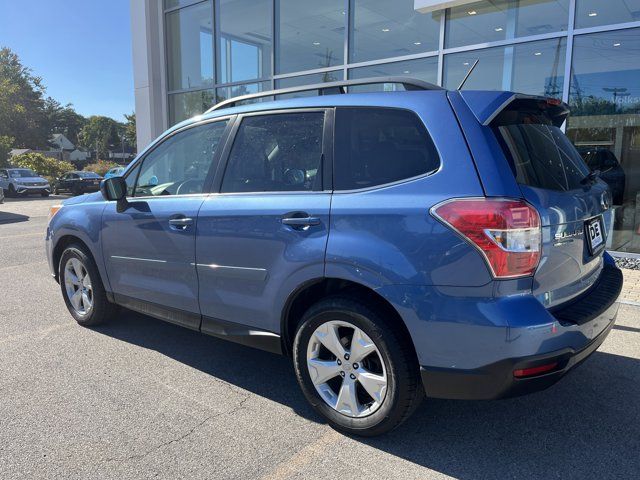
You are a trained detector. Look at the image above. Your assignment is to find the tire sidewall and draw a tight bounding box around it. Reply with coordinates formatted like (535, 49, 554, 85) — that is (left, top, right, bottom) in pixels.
(293, 303, 404, 435)
(59, 246, 101, 325)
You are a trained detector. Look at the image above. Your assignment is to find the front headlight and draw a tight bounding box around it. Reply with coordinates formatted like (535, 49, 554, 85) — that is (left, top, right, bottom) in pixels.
(15, 180, 25, 185)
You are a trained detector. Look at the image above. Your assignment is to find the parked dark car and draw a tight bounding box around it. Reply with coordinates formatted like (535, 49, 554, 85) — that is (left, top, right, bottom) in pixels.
(53, 171, 103, 196)
(577, 147, 626, 205)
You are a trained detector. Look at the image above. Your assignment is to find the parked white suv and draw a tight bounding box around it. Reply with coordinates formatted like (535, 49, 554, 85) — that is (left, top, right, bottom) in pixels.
(0, 168, 51, 197)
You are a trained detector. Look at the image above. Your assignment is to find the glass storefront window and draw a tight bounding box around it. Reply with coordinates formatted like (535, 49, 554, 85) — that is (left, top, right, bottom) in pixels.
(275, 71, 342, 98)
(276, 0, 345, 74)
(164, 0, 203, 10)
(165, 1, 214, 91)
(446, 0, 569, 48)
(566, 28, 640, 252)
(444, 38, 566, 97)
(575, 0, 640, 29)
(349, 0, 440, 64)
(348, 57, 438, 92)
(217, 0, 272, 83)
(168, 89, 216, 125)
(215, 81, 271, 104)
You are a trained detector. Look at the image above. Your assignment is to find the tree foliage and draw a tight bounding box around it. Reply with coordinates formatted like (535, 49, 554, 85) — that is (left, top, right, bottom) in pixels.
(0, 47, 48, 148)
(11, 152, 73, 183)
(84, 159, 119, 177)
(0, 47, 133, 156)
(79, 116, 123, 160)
(43, 97, 88, 146)
(124, 112, 136, 149)
(0, 135, 14, 168)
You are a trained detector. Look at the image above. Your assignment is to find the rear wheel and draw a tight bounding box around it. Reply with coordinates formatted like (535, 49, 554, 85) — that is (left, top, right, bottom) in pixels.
(293, 296, 423, 436)
(8, 184, 16, 197)
(59, 245, 117, 326)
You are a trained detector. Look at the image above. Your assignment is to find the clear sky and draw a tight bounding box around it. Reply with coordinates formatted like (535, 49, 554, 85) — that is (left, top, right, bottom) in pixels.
(0, 0, 134, 122)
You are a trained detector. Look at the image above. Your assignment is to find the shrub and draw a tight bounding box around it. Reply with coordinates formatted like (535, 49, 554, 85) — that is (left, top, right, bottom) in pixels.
(84, 159, 119, 177)
(12, 152, 73, 184)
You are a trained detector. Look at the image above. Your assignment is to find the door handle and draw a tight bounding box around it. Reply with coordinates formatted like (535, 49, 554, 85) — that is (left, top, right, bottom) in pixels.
(281, 216, 321, 228)
(169, 217, 194, 230)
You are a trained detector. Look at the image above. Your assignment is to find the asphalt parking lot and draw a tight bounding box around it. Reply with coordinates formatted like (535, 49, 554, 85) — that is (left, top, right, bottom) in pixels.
(1, 195, 639, 480)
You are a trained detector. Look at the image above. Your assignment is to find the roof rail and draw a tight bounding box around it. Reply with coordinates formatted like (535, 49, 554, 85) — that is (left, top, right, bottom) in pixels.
(205, 76, 443, 113)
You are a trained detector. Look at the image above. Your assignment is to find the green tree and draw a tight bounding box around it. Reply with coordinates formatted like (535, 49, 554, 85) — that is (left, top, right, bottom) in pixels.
(0, 47, 48, 148)
(84, 159, 119, 177)
(0, 135, 14, 168)
(43, 97, 87, 145)
(78, 116, 123, 159)
(123, 112, 136, 150)
(12, 152, 73, 183)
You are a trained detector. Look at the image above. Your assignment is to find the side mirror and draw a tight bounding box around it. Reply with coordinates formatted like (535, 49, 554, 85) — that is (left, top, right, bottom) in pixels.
(100, 177, 128, 212)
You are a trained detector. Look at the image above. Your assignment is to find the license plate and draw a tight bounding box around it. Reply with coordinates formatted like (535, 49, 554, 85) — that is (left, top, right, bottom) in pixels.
(585, 215, 605, 254)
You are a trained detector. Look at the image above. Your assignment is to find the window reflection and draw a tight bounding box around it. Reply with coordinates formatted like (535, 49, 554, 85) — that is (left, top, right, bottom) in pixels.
(575, 0, 640, 29)
(275, 71, 342, 98)
(566, 28, 640, 252)
(166, 1, 214, 91)
(168, 89, 216, 125)
(216, 81, 271, 104)
(276, 0, 345, 74)
(444, 38, 566, 97)
(350, 0, 440, 63)
(218, 0, 272, 83)
(446, 0, 569, 48)
(349, 57, 438, 92)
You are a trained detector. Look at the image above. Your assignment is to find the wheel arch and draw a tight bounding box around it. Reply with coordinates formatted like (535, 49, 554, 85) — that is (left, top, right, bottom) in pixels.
(280, 277, 416, 361)
(53, 235, 98, 283)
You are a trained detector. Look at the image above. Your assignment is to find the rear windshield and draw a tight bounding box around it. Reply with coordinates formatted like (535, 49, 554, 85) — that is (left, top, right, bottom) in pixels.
(78, 171, 100, 178)
(493, 102, 590, 192)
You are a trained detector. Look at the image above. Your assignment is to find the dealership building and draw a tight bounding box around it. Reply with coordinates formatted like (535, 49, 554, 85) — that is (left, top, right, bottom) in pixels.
(131, 0, 640, 254)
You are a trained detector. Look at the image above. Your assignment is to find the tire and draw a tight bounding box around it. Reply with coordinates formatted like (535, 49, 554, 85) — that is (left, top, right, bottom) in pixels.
(8, 184, 16, 197)
(59, 244, 117, 326)
(293, 296, 423, 436)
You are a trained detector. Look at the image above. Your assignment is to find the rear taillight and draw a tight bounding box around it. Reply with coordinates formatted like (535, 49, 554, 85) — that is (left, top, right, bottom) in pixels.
(432, 198, 541, 279)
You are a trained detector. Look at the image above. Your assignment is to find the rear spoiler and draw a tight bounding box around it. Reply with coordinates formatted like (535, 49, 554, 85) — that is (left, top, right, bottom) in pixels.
(459, 91, 570, 128)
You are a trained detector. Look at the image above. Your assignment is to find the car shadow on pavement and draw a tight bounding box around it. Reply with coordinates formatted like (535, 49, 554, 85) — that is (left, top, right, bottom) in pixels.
(0, 211, 29, 224)
(96, 310, 640, 479)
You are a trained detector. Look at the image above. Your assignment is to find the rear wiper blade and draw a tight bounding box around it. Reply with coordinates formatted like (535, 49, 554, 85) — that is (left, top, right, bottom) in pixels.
(581, 169, 600, 185)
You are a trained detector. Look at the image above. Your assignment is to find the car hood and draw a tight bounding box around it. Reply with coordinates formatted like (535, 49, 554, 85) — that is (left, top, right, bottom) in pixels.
(14, 176, 48, 183)
(62, 191, 104, 206)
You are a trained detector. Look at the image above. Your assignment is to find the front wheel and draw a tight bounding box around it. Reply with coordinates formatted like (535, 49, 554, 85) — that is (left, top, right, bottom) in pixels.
(59, 245, 117, 326)
(293, 296, 423, 436)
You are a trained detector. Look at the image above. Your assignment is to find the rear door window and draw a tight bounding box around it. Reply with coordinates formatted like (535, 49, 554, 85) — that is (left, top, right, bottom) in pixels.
(334, 108, 440, 191)
(220, 112, 325, 193)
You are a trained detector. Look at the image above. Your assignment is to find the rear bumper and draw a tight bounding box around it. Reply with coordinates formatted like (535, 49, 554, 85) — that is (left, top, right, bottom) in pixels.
(421, 310, 616, 400)
(418, 262, 622, 400)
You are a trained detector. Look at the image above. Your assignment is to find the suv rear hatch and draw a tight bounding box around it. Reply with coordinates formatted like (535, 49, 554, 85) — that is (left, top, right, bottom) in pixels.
(452, 92, 612, 308)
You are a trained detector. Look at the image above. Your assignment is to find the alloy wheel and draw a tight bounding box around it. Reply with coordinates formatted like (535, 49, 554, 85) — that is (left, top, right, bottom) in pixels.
(64, 258, 93, 316)
(306, 320, 388, 418)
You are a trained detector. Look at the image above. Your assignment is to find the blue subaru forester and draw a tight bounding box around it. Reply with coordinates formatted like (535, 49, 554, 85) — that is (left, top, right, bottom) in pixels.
(46, 78, 623, 436)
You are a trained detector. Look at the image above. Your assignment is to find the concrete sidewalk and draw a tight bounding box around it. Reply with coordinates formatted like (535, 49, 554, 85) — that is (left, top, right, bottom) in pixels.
(621, 269, 640, 305)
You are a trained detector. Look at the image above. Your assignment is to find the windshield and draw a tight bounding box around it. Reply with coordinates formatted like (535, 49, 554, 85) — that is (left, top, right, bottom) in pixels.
(78, 171, 100, 178)
(9, 169, 38, 178)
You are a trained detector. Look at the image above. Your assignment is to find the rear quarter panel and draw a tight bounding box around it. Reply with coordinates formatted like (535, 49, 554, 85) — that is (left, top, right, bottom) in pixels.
(326, 93, 491, 288)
